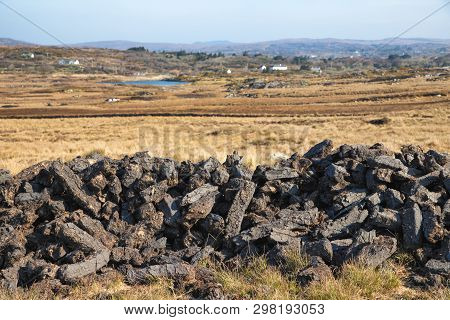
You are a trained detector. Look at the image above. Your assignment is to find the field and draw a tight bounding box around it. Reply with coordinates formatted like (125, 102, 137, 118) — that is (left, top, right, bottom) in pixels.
(0, 49, 449, 300)
(0, 68, 449, 174)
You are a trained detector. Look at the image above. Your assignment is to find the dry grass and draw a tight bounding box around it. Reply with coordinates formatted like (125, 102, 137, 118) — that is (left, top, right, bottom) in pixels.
(1, 255, 448, 300)
(210, 254, 405, 300)
(212, 254, 449, 300)
(303, 263, 402, 300)
(0, 71, 448, 118)
(213, 257, 301, 300)
(0, 70, 448, 173)
(0, 272, 186, 300)
(0, 106, 448, 174)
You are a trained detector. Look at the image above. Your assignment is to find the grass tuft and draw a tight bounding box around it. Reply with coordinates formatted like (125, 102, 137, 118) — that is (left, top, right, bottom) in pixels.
(214, 256, 300, 300)
(303, 262, 403, 300)
(82, 148, 106, 158)
(281, 248, 311, 276)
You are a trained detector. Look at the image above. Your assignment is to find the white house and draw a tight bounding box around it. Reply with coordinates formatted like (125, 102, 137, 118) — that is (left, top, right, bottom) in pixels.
(227, 69, 232, 74)
(311, 67, 322, 74)
(271, 64, 288, 71)
(21, 52, 35, 59)
(259, 65, 267, 72)
(58, 59, 80, 66)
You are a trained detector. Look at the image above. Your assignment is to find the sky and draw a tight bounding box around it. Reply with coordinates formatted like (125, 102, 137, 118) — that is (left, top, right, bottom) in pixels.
(0, 0, 449, 44)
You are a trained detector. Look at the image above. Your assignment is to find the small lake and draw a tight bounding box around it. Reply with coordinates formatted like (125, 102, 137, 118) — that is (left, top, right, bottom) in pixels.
(104, 80, 188, 87)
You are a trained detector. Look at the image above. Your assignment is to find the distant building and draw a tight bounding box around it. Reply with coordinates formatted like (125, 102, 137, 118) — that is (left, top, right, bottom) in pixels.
(311, 66, 322, 74)
(259, 65, 267, 72)
(58, 59, 80, 66)
(21, 52, 35, 59)
(227, 69, 232, 74)
(271, 64, 288, 71)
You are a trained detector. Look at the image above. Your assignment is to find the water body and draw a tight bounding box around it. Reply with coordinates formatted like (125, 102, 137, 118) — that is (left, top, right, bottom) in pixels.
(104, 80, 188, 86)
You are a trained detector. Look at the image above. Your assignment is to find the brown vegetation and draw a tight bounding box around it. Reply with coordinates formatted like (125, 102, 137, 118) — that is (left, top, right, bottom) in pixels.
(0, 107, 448, 175)
(0, 70, 448, 118)
(0, 67, 448, 174)
(1, 256, 448, 300)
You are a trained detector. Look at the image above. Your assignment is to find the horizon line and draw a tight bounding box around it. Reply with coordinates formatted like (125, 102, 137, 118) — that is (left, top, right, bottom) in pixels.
(2, 36, 450, 47)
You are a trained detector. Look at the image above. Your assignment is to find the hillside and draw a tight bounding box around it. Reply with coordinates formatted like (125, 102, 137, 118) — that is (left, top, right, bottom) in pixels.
(1, 37, 449, 57)
(73, 38, 450, 57)
(0, 38, 34, 46)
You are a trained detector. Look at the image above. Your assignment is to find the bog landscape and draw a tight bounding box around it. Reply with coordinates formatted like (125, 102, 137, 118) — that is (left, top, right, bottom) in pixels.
(0, 38, 449, 299)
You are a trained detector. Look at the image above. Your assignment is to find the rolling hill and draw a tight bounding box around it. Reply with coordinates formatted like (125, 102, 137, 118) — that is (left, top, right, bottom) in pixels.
(1, 37, 449, 57)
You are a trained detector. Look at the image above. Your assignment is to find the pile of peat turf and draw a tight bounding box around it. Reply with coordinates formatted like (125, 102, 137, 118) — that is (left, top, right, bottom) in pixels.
(1, 140, 449, 298)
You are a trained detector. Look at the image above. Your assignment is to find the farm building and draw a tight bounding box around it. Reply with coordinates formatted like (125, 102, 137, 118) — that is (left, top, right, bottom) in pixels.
(21, 52, 35, 59)
(271, 64, 288, 71)
(58, 59, 80, 66)
(311, 66, 322, 74)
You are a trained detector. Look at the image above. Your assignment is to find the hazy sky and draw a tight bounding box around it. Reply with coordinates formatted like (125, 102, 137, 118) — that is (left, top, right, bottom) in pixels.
(1, 0, 449, 44)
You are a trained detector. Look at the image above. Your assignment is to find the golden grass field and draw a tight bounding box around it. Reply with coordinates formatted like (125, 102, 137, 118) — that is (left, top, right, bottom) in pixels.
(0, 70, 448, 174)
(1, 108, 449, 174)
(0, 68, 449, 300)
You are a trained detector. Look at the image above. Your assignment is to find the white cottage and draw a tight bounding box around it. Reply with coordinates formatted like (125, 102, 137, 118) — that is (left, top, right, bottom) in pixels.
(311, 67, 322, 74)
(58, 59, 80, 66)
(21, 52, 35, 59)
(271, 64, 288, 71)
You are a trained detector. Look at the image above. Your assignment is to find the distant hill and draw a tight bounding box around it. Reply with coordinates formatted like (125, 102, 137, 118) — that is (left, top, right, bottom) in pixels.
(74, 40, 187, 51)
(1, 37, 449, 56)
(73, 40, 241, 52)
(0, 38, 34, 46)
(73, 38, 450, 57)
